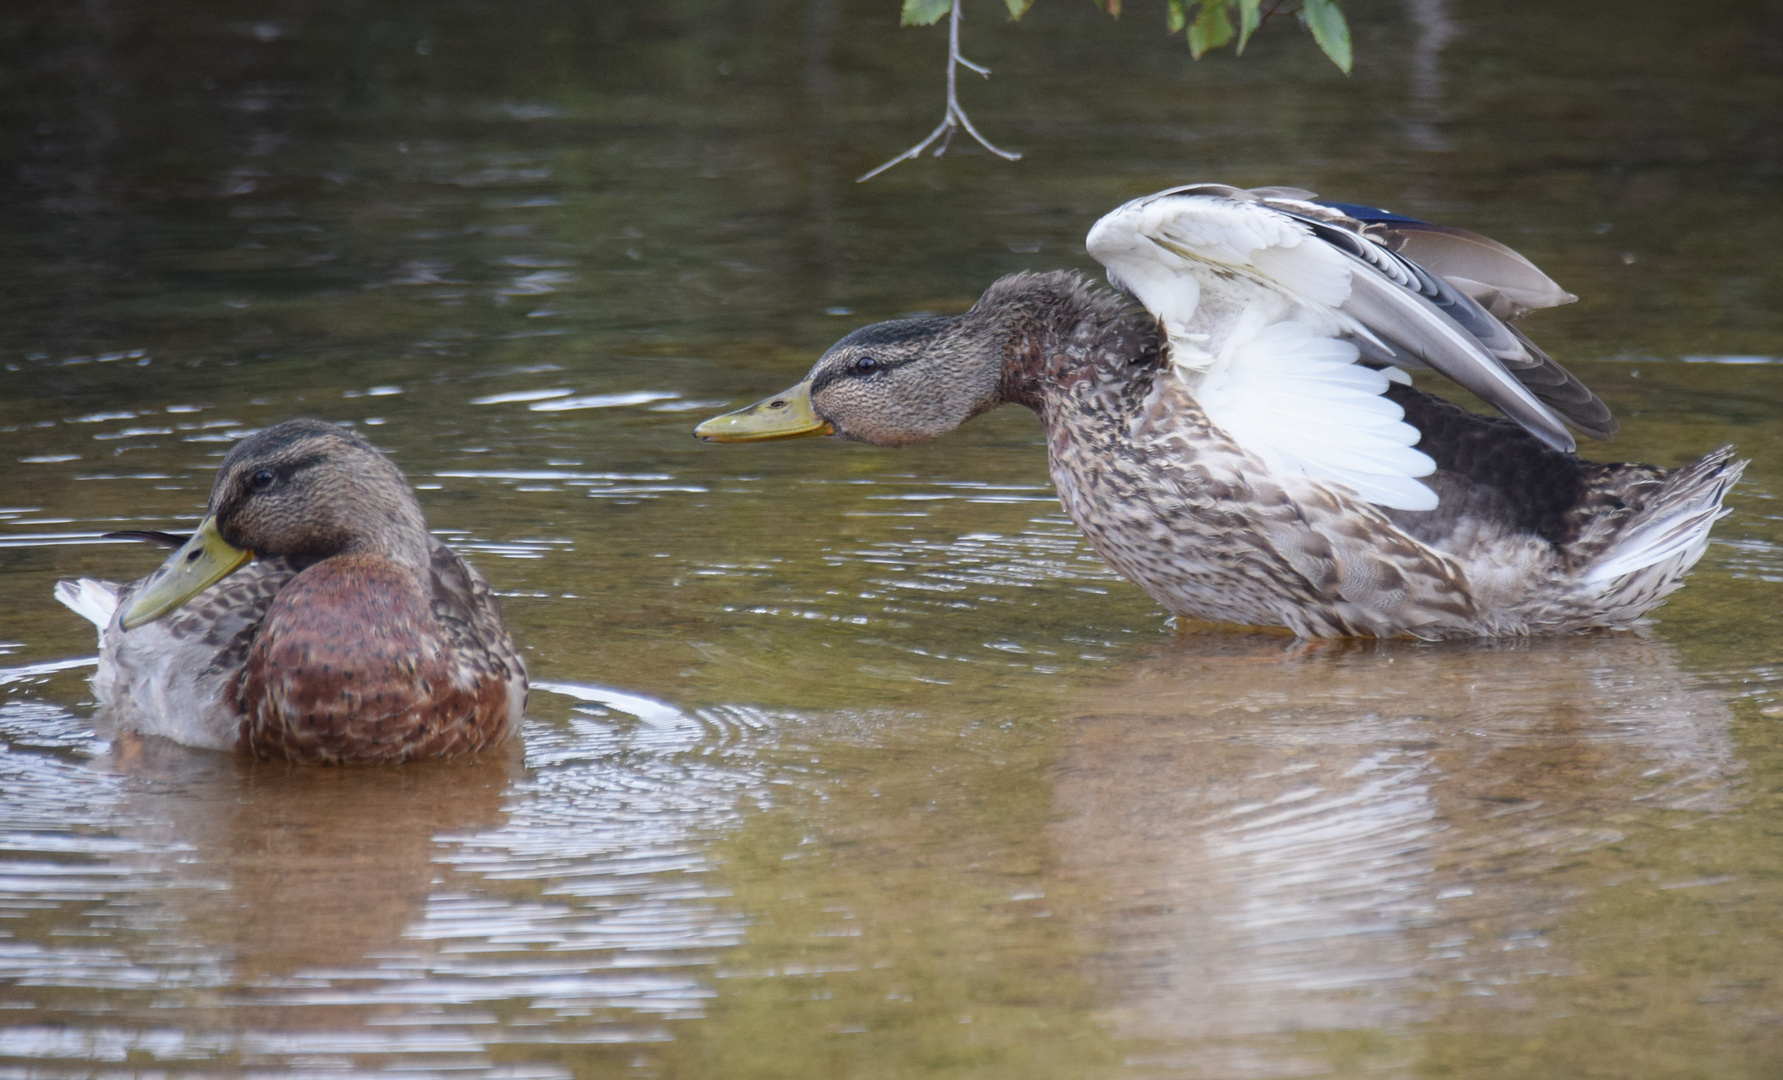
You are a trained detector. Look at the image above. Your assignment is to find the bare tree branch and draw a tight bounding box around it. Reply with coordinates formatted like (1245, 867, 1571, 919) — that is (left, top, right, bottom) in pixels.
(857, 0, 1021, 182)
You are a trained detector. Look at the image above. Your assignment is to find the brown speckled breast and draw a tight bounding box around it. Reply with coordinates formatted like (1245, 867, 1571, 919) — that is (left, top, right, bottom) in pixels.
(235, 554, 517, 764)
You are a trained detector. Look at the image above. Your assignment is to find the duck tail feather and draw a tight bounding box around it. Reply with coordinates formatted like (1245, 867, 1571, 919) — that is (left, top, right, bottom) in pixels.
(1584, 447, 1744, 587)
(55, 578, 122, 631)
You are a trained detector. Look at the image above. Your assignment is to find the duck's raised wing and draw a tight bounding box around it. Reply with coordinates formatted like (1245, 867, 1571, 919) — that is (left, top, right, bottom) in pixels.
(1270, 194, 1615, 441)
(1086, 184, 1610, 460)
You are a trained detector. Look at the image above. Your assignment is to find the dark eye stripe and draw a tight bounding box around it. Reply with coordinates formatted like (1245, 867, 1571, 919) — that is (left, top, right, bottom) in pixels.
(812, 354, 905, 395)
(239, 452, 326, 494)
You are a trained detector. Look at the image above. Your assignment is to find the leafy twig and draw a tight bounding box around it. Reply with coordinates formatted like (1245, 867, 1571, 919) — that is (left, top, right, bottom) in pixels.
(857, 0, 1021, 183)
(862, 0, 1351, 178)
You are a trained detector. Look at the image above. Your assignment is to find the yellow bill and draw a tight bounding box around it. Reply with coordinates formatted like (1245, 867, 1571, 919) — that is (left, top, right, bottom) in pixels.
(694, 381, 833, 443)
(120, 516, 254, 630)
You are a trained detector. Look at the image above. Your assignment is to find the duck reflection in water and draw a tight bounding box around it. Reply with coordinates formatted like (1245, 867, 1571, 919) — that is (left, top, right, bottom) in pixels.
(101, 734, 517, 980)
(1049, 632, 1737, 1075)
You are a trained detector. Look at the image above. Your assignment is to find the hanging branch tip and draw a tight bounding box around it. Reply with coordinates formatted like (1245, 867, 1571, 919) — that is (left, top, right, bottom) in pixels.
(857, 0, 1021, 182)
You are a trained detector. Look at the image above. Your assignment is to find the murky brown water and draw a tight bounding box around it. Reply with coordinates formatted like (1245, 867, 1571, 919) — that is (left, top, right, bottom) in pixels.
(2, 1, 1781, 1076)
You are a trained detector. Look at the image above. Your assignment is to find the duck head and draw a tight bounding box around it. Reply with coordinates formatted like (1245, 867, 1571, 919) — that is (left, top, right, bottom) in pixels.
(122, 420, 430, 629)
(695, 312, 1008, 447)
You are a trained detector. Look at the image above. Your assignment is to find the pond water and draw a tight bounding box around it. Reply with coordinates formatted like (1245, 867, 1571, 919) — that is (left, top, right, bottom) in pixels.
(2, 1, 1781, 1076)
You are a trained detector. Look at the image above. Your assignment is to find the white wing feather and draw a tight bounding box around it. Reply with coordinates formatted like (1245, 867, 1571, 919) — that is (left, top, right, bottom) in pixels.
(1198, 318, 1438, 511)
(1087, 190, 1438, 511)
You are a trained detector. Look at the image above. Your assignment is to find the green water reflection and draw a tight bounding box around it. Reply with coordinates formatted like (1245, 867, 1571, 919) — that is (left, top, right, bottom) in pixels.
(1, 0, 1780, 1077)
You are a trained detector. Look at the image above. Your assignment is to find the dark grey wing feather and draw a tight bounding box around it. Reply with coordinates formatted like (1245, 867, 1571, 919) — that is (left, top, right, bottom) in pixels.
(1258, 194, 1612, 448)
(1500, 324, 1617, 440)
(1371, 221, 1577, 319)
(1372, 220, 1614, 439)
(1307, 215, 1535, 363)
(1336, 264, 1575, 452)
(1271, 210, 1572, 451)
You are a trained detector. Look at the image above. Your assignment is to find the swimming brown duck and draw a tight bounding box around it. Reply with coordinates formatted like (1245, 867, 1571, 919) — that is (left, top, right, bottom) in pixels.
(696, 183, 1744, 639)
(57, 420, 527, 762)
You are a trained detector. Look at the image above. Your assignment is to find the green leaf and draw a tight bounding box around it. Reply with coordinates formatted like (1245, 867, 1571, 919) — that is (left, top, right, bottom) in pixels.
(1093, 0, 1122, 17)
(1166, 0, 1186, 34)
(900, 0, 951, 27)
(1235, 0, 1260, 54)
(1005, 0, 1036, 17)
(1187, 1, 1235, 59)
(1300, 0, 1353, 73)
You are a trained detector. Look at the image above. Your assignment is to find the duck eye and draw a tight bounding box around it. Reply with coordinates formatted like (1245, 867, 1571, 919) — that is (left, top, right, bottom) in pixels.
(852, 356, 880, 375)
(248, 468, 277, 492)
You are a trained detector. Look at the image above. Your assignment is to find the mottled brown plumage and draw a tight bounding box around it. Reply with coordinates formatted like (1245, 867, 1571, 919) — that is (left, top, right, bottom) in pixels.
(58, 420, 526, 761)
(703, 270, 1743, 638)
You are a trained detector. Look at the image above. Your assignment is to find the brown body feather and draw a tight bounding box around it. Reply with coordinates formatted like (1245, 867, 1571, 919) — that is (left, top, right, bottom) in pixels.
(238, 554, 518, 763)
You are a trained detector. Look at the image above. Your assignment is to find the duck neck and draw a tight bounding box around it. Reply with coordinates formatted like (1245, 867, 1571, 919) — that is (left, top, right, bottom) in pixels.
(968, 271, 1161, 416)
(277, 477, 434, 576)
(339, 490, 433, 574)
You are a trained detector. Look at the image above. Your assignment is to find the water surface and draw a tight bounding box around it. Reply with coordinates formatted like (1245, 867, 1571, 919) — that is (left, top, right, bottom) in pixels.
(2, 1, 1781, 1076)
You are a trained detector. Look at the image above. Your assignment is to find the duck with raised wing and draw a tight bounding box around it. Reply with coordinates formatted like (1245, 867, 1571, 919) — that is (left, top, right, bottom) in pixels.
(57, 420, 527, 762)
(696, 183, 1743, 639)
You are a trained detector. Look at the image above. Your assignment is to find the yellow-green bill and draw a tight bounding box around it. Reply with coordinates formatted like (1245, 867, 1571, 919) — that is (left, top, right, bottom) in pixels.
(120, 517, 254, 630)
(694, 381, 833, 442)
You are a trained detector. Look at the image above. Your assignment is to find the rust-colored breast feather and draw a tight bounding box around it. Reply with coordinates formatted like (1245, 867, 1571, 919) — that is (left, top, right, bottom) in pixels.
(235, 555, 515, 764)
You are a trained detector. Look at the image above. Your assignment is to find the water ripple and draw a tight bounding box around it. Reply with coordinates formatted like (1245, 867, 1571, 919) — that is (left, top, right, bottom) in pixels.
(0, 675, 778, 1070)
